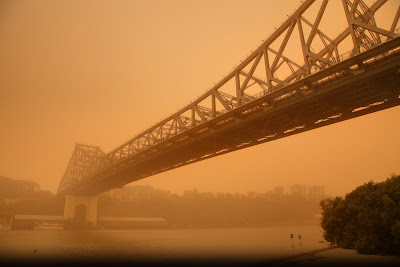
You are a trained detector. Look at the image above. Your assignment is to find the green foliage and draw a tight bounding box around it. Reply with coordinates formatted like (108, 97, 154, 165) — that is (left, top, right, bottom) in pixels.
(392, 221, 400, 246)
(320, 174, 400, 255)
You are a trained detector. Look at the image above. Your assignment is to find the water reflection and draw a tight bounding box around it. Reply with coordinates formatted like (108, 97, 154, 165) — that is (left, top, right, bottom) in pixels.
(0, 224, 328, 263)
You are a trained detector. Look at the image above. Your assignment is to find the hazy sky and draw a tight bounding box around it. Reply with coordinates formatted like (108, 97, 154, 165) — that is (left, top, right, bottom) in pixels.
(1, 0, 399, 197)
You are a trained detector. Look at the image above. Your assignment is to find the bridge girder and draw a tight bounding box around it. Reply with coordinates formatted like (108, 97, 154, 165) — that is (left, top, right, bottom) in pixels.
(58, 0, 400, 196)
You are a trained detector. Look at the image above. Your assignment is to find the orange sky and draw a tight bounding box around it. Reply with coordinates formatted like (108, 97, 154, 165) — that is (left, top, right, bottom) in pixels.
(0, 0, 399, 197)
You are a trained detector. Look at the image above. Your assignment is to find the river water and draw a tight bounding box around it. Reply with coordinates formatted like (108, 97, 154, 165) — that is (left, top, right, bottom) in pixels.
(0, 224, 329, 264)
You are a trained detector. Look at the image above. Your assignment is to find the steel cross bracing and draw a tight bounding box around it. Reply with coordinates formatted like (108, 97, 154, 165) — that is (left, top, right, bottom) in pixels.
(58, 0, 400, 195)
(58, 144, 105, 194)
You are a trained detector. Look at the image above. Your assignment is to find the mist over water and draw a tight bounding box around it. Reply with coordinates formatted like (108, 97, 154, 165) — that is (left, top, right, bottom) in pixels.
(0, 225, 328, 264)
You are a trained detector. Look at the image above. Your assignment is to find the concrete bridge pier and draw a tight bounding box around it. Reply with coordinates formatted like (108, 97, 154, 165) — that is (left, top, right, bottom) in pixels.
(63, 195, 98, 225)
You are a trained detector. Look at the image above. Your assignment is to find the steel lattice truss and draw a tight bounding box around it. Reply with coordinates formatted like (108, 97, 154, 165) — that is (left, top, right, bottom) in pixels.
(58, 144, 104, 193)
(58, 0, 400, 195)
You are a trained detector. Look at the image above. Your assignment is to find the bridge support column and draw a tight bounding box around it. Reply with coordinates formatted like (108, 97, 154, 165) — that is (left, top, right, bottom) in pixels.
(63, 195, 98, 225)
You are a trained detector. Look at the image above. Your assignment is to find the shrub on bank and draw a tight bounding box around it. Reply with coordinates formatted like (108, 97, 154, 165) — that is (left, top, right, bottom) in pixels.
(320, 174, 400, 255)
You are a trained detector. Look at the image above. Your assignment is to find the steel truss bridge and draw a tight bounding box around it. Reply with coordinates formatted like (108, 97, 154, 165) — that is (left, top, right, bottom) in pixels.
(58, 0, 400, 196)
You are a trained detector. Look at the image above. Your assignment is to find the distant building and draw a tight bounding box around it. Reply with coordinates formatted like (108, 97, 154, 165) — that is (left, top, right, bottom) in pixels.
(233, 193, 243, 199)
(183, 190, 196, 198)
(0, 210, 13, 226)
(247, 191, 257, 199)
(262, 191, 273, 199)
(272, 187, 285, 199)
(308, 186, 326, 200)
(185, 190, 215, 199)
(103, 187, 125, 199)
(11, 215, 63, 230)
(97, 217, 167, 229)
(125, 185, 154, 199)
(215, 192, 225, 199)
(103, 185, 170, 200)
(290, 184, 308, 199)
(4, 198, 37, 206)
(183, 187, 199, 198)
(0, 176, 40, 199)
(126, 185, 170, 199)
(199, 192, 215, 199)
(151, 188, 171, 199)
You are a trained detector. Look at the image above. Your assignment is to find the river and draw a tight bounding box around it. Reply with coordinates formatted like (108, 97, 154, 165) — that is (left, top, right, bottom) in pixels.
(0, 224, 330, 264)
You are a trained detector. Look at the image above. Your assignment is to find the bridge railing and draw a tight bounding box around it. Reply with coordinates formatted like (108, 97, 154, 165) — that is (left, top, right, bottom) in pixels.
(337, 28, 400, 63)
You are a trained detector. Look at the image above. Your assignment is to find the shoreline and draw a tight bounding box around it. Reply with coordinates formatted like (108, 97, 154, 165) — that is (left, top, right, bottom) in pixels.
(263, 246, 400, 266)
(2, 220, 321, 230)
(263, 246, 338, 265)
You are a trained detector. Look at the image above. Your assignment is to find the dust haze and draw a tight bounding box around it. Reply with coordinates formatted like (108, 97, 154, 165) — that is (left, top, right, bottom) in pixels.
(0, 0, 399, 197)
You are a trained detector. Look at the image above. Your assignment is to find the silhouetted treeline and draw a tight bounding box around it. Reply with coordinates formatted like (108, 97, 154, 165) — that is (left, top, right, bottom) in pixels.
(320, 174, 400, 255)
(98, 194, 322, 226)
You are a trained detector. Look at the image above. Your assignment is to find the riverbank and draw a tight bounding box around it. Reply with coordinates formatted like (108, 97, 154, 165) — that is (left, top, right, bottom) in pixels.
(264, 246, 400, 266)
(1, 219, 321, 230)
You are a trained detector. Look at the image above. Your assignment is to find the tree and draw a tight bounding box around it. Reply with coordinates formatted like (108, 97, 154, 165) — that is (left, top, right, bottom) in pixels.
(320, 174, 400, 255)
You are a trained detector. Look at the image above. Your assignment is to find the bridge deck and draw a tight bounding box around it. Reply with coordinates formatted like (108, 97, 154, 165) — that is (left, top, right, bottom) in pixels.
(61, 37, 400, 196)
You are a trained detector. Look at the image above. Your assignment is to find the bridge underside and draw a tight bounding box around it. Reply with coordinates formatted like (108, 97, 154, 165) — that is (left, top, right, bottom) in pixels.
(57, 0, 400, 197)
(64, 51, 400, 196)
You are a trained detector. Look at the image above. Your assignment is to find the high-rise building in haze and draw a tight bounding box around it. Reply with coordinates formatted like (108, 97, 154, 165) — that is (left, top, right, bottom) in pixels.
(0, 176, 40, 198)
(308, 185, 326, 200)
(290, 184, 308, 199)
